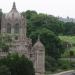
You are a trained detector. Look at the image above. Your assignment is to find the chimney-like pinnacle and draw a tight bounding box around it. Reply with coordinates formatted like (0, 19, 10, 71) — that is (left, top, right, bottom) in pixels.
(38, 35, 40, 41)
(12, 2, 16, 9)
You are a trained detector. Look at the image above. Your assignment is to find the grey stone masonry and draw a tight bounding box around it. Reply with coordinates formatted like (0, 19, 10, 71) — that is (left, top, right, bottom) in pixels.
(1, 2, 45, 75)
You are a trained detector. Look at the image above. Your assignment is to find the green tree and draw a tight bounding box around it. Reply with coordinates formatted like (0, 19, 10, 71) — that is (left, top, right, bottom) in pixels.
(68, 25, 75, 35)
(69, 51, 74, 57)
(0, 34, 12, 52)
(0, 53, 35, 75)
(0, 65, 11, 75)
(63, 22, 75, 35)
(25, 10, 37, 19)
(22, 10, 64, 36)
(30, 28, 64, 59)
(45, 55, 59, 72)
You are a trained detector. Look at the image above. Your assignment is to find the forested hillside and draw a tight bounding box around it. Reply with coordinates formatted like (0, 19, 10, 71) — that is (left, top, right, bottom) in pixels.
(0, 10, 75, 72)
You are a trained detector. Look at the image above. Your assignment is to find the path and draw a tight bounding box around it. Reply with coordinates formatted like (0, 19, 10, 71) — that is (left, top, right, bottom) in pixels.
(53, 70, 75, 75)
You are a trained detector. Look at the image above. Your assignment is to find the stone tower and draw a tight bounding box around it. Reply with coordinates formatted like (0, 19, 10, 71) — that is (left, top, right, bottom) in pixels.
(1, 2, 45, 75)
(1, 2, 31, 58)
(32, 37, 45, 75)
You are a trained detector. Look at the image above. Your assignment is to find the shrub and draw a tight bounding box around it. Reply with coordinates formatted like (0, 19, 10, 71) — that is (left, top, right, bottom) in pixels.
(0, 53, 35, 75)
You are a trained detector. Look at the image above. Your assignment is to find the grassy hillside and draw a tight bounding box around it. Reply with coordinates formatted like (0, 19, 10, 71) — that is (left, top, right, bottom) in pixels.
(59, 36, 75, 44)
(59, 36, 75, 57)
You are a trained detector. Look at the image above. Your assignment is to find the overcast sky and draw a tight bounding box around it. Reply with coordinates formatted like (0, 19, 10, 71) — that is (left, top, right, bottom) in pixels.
(0, 0, 75, 18)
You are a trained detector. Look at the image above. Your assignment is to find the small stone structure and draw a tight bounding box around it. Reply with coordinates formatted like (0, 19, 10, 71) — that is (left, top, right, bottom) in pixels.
(1, 2, 45, 75)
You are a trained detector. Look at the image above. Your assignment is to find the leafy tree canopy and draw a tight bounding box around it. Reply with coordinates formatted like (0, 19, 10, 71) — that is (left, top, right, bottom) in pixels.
(30, 28, 64, 59)
(0, 53, 35, 75)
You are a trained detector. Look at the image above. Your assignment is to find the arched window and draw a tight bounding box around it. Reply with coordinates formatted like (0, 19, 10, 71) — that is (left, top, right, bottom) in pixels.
(7, 23, 11, 33)
(14, 23, 19, 33)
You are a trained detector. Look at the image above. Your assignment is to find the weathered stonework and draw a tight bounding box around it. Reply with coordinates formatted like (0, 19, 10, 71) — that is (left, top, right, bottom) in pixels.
(1, 2, 45, 75)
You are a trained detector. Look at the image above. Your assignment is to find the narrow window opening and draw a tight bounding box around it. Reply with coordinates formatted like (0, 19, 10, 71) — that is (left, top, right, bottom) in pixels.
(7, 23, 11, 33)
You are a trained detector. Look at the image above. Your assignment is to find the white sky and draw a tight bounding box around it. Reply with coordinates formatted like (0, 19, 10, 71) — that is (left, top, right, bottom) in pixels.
(0, 0, 75, 18)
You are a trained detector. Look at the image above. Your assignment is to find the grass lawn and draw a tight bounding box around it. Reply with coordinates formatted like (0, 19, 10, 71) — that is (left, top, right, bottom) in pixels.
(59, 36, 75, 44)
(59, 36, 75, 57)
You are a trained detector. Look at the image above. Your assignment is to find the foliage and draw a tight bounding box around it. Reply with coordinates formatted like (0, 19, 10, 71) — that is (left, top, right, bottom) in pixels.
(30, 28, 64, 59)
(0, 10, 72, 72)
(59, 36, 75, 57)
(21, 10, 65, 72)
(69, 51, 74, 57)
(0, 34, 12, 52)
(63, 22, 75, 35)
(0, 53, 35, 75)
(23, 10, 37, 19)
(23, 11, 64, 36)
(23, 10, 75, 36)
(45, 55, 59, 72)
(0, 65, 10, 75)
(59, 36, 75, 44)
(59, 60, 70, 70)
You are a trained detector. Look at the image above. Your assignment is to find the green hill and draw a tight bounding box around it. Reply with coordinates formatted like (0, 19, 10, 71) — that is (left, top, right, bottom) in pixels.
(59, 36, 75, 44)
(59, 36, 75, 57)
